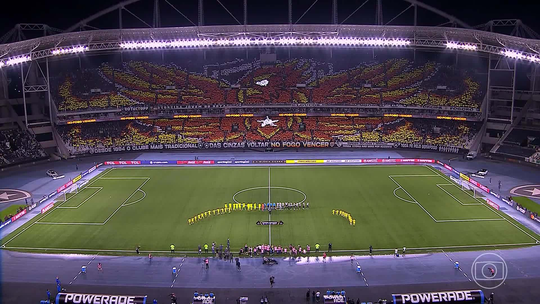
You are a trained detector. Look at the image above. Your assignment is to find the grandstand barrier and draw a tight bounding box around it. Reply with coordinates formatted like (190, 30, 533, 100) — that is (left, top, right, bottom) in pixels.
(486, 199, 500, 211)
(41, 202, 55, 214)
(60, 114, 477, 125)
(67, 142, 463, 154)
(0, 203, 37, 232)
(10, 209, 27, 222)
(0, 219, 12, 230)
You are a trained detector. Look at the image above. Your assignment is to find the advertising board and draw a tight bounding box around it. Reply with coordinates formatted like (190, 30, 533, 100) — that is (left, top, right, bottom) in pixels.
(55, 293, 147, 304)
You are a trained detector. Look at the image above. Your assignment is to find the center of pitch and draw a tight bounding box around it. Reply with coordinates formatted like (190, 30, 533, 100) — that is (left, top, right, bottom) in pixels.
(232, 186, 307, 205)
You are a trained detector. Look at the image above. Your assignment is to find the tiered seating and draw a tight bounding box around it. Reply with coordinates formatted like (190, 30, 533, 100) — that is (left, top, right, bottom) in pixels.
(0, 127, 47, 167)
(55, 58, 484, 111)
(504, 128, 540, 146)
(58, 117, 478, 154)
(496, 128, 540, 158)
(497, 145, 537, 158)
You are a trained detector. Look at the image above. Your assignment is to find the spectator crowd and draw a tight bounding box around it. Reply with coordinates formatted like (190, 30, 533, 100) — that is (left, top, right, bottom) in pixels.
(53, 58, 485, 112)
(0, 127, 47, 167)
(57, 116, 479, 155)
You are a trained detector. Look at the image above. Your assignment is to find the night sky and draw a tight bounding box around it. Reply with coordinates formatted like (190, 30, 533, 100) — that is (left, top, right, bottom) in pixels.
(0, 0, 538, 40)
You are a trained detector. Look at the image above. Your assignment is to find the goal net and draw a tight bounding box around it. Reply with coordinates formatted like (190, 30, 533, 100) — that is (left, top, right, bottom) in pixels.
(60, 179, 89, 201)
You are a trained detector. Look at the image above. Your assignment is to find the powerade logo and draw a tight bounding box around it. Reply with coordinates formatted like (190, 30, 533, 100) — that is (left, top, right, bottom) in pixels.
(393, 290, 482, 303)
(56, 293, 146, 304)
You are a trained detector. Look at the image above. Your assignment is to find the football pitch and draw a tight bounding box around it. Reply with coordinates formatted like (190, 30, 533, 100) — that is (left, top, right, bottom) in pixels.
(1, 165, 538, 254)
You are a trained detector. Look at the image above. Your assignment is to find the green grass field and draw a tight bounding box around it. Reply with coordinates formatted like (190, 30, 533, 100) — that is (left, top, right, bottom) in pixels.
(0, 204, 26, 220)
(1, 165, 538, 255)
(513, 196, 540, 215)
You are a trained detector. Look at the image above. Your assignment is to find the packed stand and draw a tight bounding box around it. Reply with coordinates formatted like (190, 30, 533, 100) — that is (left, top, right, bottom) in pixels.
(57, 116, 479, 155)
(0, 127, 47, 167)
(54, 58, 485, 112)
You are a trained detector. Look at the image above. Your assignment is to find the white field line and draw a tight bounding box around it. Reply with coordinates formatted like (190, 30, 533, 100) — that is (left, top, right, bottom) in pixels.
(69, 255, 97, 285)
(102, 178, 150, 225)
(232, 186, 306, 205)
(425, 165, 540, 242)
(57, 187, 103, 209)
(36, 178, 150, 226)
(331, 242, 539, 253)
(437, 219, 504, 223)
(268, 167, 272, 247)
(2, 246, 198, 253)
(100, 177, 150, 180)
(1, 168, 115, 247)
(390, 175, 504, 223)
(392, 187, 416, 204)
(111, 165, 425, 169)
(388, 175, 438, 223)
(4, 242, 537, 254)
(441, 249, 471, 281)
(122, 189, 147, 207)
(35, 222, 103, 225)
(387, 174, 439, 177)
(436, 184, 482, 206)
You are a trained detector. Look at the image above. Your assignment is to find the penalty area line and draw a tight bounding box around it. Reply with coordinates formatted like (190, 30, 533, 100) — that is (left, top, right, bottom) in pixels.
(425, 165, 540, 243)
(0, 168, 116, 247)
(57, 187, 103, 209)
(35, 178, 150, 226)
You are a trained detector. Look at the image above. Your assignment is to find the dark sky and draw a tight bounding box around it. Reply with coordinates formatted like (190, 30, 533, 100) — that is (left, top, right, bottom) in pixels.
(1, 0, 538, 39)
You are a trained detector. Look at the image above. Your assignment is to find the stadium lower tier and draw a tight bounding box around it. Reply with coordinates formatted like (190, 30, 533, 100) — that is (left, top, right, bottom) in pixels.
(58, 117, 479, 155)
(0, 127, 47, 167)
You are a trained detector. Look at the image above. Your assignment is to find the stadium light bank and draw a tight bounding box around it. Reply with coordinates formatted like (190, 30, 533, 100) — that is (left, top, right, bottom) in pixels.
(2, 37, 540, 69)
(51, 45, 88, 56)
(119, 37, 412, 49)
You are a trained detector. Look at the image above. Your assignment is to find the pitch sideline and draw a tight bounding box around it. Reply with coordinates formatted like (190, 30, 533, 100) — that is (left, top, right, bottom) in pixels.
(424, 165, 540, 243)
(1, 168, 116, 247)
(3, 241, 537, 255)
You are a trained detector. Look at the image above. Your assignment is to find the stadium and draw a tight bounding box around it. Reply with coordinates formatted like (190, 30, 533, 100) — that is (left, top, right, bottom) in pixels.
(0, 0, 540, 303)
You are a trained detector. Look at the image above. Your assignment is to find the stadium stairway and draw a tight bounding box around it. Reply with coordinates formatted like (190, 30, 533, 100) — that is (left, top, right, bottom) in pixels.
(490, 98, 534, 153)
(468, 120, 486, 154)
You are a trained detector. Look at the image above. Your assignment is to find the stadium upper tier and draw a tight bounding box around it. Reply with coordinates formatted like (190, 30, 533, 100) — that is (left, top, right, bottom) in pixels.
(57, 116, 479, 155)
(53, 58, 484, 112)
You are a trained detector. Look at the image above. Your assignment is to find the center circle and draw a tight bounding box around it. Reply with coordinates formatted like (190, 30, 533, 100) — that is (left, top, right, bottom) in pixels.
(232, 186, 307, 205)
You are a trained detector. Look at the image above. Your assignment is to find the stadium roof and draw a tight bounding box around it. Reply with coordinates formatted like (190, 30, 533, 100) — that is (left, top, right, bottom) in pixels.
(1, 0, 539, 67)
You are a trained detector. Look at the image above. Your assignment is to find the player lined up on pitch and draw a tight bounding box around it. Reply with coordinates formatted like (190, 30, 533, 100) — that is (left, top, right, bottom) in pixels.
(332, 209, 356, 226)
(188, 201, 310, 225)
